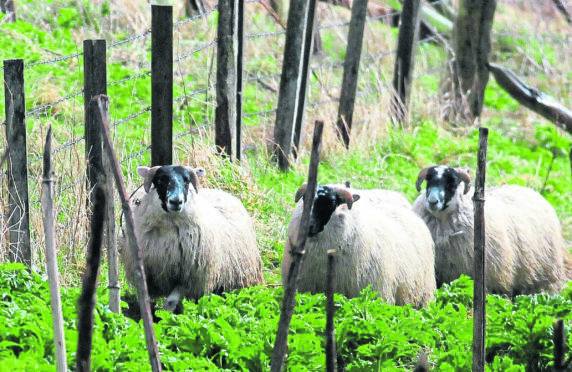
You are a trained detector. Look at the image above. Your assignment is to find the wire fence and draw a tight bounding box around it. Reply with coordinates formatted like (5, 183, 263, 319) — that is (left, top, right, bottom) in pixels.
(0, 0, 570, 278)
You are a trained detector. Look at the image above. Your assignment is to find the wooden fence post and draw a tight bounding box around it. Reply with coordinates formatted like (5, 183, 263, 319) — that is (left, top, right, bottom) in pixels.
(336, 0, 369, 148)
(236, 0, 245, 161)
(0, 0, 16, 22)
(84, 40, 107, 192)
(273, 0, 309, 171)
(76, 184, 106, 372)
(216, 0, 238, 158)
(152, 5, 173, 166)
(291, 0, 318, 157)
(391, 0, 421, 126)
(325, 249, 337, 372)
(4, 58, 31, 266)
(271, 120, 324, 371)
(472, 126, 488, 372)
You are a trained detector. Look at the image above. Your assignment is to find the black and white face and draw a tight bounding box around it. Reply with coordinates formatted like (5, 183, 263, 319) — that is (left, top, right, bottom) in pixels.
(152, 166, 193, 213)
(308, 185, 340, 237)
(423, 166, 463, 216)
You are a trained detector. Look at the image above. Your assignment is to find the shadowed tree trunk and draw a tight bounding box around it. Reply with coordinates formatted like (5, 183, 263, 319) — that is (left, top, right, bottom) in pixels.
(452, 0, 496, 121)
(0, 0, 16, 22)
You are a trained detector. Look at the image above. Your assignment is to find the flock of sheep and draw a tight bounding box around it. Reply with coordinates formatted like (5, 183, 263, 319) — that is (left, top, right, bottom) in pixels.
(119, 163, 571, 312)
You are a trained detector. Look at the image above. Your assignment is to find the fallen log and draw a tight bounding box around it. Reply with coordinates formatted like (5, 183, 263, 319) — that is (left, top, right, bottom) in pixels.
(488, 62, 572, 136)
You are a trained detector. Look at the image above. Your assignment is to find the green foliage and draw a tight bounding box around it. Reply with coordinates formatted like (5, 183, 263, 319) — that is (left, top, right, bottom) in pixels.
(1, 266, 572, 370)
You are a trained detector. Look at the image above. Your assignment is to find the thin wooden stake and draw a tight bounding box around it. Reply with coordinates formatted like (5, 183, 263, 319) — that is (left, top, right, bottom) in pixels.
(93, 95, 162, 372)
(76, 184, 106, 372)
(41, 126, 67, 372)
(553, 319, 571, 371)
(325, 249, 337, 372)
(271, 120, 324, 372)
(472, 126, 488, 372)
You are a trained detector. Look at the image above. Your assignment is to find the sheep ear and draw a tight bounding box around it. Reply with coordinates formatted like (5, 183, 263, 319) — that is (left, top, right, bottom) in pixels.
(189, 169, 201, 193)
(138, 166, 160, 193)
(415, 166, 432, 192)
(184, 166, 205, 193)
(334, 188, 357, 210)
(295, 182, 308, 203)
(456, 168, 471, 194)
(193, 167, 206, 178)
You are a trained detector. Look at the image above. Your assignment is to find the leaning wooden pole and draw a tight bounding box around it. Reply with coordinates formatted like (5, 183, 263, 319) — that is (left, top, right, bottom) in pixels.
(472, 126, 488, 372)
(41, 126, 67, 372)
(271, 120, 324, 372)
(325, 250, 337, 372)
(93, 95, 162, 372)
(76, 184, 106, 372)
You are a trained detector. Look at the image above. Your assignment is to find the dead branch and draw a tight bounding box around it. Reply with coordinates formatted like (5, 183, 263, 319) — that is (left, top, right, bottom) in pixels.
(41, 126, 67, 372)
(93, 94, 162, 372)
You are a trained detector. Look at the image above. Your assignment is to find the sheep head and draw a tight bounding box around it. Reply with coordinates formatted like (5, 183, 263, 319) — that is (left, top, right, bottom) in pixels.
(137, 165, 206, 213)
(415, 165, 471, 216)
(295, 183, 360, 237)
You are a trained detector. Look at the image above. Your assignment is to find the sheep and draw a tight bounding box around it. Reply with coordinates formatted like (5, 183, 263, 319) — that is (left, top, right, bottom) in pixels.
(120, 165, 264, 312)
(281, 183, 436, 307)
(412, 165, 568, 296)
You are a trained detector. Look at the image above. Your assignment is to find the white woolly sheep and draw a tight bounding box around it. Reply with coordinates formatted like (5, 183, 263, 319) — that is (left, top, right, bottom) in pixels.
(282, 183, 436, 307)
(413, 165, 569, 295)
(120, 165, 264, 311)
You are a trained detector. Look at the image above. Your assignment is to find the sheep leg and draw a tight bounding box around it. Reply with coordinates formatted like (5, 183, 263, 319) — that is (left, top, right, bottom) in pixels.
(164, 286, 183, 312)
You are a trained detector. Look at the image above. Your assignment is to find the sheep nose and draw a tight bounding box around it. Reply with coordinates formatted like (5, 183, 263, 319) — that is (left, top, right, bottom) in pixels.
(428, 198, 438, 206)
(168, 198, 183, 209)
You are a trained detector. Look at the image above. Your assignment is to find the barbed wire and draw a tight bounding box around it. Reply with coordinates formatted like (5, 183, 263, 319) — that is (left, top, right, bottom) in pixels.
(27, 136, 85, 166)
(107, 71, 151, 87)
(174, 39, 217, 63)
(27, 90, 83, 117)
(112, 106, 152, 130)
(173, 7, 219, 29)
(108, 30, 151, 49)
(174, 82, 217, 103)
(246, 29, 287, 40)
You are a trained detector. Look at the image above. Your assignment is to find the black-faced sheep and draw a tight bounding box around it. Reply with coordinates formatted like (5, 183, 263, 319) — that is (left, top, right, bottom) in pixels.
(120, 165, 264, 311)
(282, 183, 436, 307)
(413, 165, 569, 295)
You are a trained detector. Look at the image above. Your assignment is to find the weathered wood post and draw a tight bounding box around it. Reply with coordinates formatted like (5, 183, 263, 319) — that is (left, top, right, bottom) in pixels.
(83, 39, 119, 312)
(273, 0, 310, 171)
(76, 184, 106, 372)
(216, 0, 238, 158)
(292, 0, 318, 157)
(271, 120, 324, 371)
(41, 126, 67, 372)
(4, 58, 31, 266)
(152, 5, 173, 166)
(453, 0, 496, 119)
(391, 0, 421, 126)
(0, 0, 16, 22)
(553, 319, 571, 371)
(236, 0, 245, 161)
(84, 39, 107, 192)
(325, 249, 337, 372)
(336, 0, 370, 148)
(472, 126, 488, 372)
